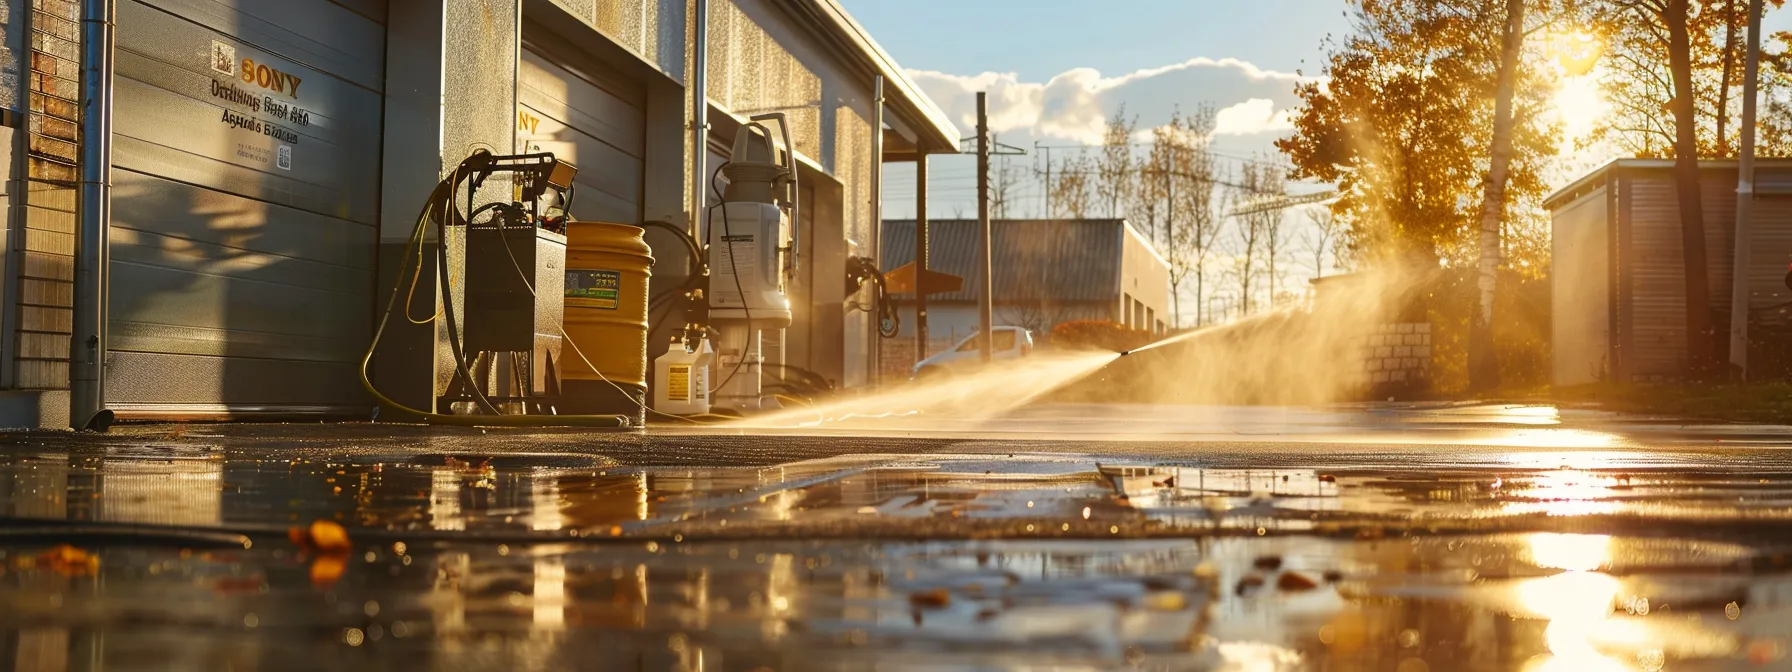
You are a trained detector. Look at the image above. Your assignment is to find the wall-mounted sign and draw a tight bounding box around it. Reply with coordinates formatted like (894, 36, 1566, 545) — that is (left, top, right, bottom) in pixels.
(114, 0, 384, 223)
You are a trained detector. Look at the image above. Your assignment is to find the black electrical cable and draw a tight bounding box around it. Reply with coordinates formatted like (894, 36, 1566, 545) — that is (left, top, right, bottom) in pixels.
(642, 218, 709, 339)
(846, 256, 900, 339)
(643, 219, 704, 277)
(438, 161, 503, 416)
(483, 201, 725, 426)
(356, 150, 626, 428)
(873, 272, 899, 339)
(760, 362, 833, 392)
(708, 162, 755, 396)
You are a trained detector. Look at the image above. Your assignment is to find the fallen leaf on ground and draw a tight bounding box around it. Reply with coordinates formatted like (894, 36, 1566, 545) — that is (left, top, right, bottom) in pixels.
(290, 520, 352, 553)
(38, 545, 99, 576)
(309, 520, 351, 552)
(909, 588, 951, 608)
(1235, 574, 1266, 596)
(1277, 571, 1320, 592)
(1143, 591, 1188, 611)
(311, 555, 347, 587)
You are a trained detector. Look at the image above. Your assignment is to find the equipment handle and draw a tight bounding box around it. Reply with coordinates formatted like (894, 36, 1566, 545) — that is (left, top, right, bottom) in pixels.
(750, 113, 799, 275)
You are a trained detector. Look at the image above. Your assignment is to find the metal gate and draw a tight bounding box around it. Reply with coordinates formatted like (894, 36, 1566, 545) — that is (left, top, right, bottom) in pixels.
(105, 0, 386, 416)
(516, 46, 644, 225)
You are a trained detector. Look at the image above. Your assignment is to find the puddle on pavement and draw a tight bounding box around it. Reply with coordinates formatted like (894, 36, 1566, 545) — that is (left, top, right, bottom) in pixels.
(5, 446, 1792, 670)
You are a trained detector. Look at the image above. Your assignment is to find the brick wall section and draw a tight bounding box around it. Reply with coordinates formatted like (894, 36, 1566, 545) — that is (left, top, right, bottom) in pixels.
(16, 0, 81, 389)
(1356, 322, 1431, 389)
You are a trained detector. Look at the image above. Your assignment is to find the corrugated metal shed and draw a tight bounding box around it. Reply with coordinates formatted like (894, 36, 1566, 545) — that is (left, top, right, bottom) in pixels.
(1544, 159, 1792, 383)
(880, 219, 1126, 303)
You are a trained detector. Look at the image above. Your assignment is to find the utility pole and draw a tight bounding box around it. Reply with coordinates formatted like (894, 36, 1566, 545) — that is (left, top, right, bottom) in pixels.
(1165, 161, 1177, 325)
(977, 92, 993, 363)
(1730, 0, 1766, 380)
(916, 151, 930, 359)
(1038, 143, 1052, 218)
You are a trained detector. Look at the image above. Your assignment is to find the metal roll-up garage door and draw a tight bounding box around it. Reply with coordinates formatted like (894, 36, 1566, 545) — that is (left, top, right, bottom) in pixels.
(516, 46, 645, 225)
(106, 0, 386, 416)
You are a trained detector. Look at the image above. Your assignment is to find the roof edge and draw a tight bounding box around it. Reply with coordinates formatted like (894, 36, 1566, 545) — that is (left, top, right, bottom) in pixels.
(1119, 219, 1169, 269)
(793, 0, 961, 154)
(1544, 157, 1792, 210)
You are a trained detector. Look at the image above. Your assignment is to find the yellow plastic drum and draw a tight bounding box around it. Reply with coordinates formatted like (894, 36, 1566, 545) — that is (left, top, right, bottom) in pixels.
(561, 221, 653, 425)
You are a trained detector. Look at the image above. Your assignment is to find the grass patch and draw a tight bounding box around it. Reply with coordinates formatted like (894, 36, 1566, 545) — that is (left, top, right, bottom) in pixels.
(1553, 383, 1792, 423)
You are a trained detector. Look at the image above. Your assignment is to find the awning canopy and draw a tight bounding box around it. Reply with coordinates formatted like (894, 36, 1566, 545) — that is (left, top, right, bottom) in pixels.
(884, 262, 963, 296)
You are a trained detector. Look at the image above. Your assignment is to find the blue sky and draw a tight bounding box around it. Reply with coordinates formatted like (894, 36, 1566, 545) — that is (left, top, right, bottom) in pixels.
(845, 1, 1792, 320)
(845, 0, 1348, 80)
(844, 0, 1350, 222)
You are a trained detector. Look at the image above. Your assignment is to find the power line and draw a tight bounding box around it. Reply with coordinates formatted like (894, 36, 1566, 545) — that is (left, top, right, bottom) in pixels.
(1029, 142, 1290, 165)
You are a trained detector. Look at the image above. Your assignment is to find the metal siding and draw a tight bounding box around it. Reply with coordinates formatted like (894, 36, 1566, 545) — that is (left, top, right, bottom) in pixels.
(1550, 188, 1609, 385)
(133, 0, 386, 91)
(1748, 196, 1792, 325)
(1625, 175, 1686, 379)
(1607, 172, 1623, 382)
(329, 0, 389, 24)
(1607, 165, 1792, 378)
(881, 219, 1124, 304)
(105, 0, 383, 410)
(517, 48, 645, 225)
(1701, 177, 1737, 316)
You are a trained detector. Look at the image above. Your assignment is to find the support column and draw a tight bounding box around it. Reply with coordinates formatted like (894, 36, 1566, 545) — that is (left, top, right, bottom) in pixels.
(373, 0, 520, 414)
(70, 0, 113, 430)
(915, 151, 928, 358)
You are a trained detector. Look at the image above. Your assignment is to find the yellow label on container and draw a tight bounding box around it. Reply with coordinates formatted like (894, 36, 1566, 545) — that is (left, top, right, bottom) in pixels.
(667, 364, 691, 402)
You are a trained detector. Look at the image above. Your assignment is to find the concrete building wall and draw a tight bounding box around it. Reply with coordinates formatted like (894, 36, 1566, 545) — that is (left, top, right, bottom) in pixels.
(375, 0, 522, 412)
(1119, 222, 1170, 332)
(710, 0, 879, 388)
(0, 0, 943, 424)
(543, 0, 687, 81)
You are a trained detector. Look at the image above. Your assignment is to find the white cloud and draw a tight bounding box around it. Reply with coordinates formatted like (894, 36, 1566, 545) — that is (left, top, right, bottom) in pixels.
(1213, 98, 1296, 136)
(906, 57, 1312, 146)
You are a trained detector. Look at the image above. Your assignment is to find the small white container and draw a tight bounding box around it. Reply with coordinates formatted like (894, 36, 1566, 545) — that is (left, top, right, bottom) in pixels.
(652, 334, 712, 416)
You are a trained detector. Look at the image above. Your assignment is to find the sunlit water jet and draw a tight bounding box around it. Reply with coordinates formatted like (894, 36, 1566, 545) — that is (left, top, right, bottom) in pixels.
(732, 349, 1121, 431)
(1120, 309, 1297, 357)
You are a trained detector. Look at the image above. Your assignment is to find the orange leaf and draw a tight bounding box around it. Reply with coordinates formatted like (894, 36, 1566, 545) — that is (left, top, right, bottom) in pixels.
(310, 554, 347, 587)
(308, 520, 352, 553)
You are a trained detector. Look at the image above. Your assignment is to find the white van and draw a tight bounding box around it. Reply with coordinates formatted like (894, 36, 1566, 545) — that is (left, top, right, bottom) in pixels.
(912, 326, 1035, 379)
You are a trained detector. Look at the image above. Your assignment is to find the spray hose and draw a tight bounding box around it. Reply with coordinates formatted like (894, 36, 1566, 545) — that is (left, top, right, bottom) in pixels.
(847, 256, 900, 339)
(357, 150, 628, 428)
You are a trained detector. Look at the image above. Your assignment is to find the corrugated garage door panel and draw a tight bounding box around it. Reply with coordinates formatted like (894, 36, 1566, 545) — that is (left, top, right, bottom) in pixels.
(1626, 178, 1687, 379)
(103, 0, 385, 414)
(517, 47, 645, 225)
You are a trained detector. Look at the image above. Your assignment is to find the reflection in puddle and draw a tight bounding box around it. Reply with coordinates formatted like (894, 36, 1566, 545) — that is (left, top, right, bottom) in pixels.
(1504, 472, 1622, 517)
(1526, 533, 1611, 572)
(6, 446, 1792, 670)
(1518, 534, 1625, 671)
(1470, 429, 1623, 449)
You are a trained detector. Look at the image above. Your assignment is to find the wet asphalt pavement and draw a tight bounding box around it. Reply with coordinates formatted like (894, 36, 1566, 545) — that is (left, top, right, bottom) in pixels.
(3, 404, 1792, 671)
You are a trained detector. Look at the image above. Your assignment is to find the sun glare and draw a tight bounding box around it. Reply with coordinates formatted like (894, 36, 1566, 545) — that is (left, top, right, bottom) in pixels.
(1552, 76, 1607, 145)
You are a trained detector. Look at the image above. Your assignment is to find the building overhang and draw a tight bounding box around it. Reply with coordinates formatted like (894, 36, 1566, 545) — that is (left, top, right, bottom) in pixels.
(1544, 157, 1792, 211)
(785, 0, 961, 157)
